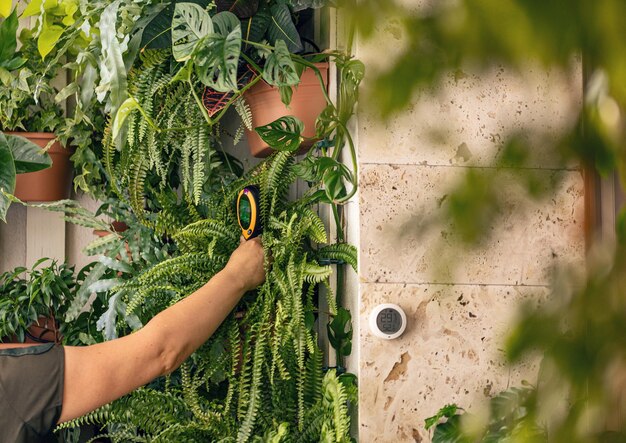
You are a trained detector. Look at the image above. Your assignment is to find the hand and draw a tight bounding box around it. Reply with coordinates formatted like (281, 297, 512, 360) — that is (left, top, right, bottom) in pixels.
(223, 237, 266, 292)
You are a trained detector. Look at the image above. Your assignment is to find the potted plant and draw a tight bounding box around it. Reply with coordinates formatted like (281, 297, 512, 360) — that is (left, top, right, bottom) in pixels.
(206, 0, 332, 157)
(0, 132, 52, 221)
(228, 0, 331, 157)
(0, 259, 78, 344)
(0, 8, 72, 202)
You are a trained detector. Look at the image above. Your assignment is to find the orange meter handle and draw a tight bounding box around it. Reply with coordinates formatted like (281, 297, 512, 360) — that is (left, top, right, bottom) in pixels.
(237, 185, 262, 240)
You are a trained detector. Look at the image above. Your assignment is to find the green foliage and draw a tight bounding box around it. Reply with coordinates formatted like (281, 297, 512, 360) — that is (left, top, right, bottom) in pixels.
(426, 387, 545, 443)
(255, 116, 304, 152)
(172, 3, 214, 62)
(0, 32, 63, 132)
(326, 307, 352, 363)
(348, 1, 626, 441)
(107, 48, 237, 211)
(0, 259, 78, 343)
(263, 39, 300, 88)
(195, 11, 242, 92)
(62, 152, 357, 441)
(0, 133, 51, 221)
(267, 3, 302, 53)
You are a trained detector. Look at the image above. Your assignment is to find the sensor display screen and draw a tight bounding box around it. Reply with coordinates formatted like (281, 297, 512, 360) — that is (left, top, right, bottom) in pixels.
(239, 197, 251, 227)
(376, 308, 402, 334)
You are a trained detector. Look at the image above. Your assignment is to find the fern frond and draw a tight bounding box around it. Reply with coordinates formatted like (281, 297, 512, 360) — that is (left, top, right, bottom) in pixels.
(235, 97, 253, 130)
(317, 243, 358, 272)
(303, 262, 332, 284)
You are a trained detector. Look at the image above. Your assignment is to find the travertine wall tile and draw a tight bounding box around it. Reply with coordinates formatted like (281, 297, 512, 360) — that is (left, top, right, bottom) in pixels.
(358, 66, 581, 169)
(356, 9, 582, 170)
(359, 164, 584, 286)
(359, 283, 546, 442)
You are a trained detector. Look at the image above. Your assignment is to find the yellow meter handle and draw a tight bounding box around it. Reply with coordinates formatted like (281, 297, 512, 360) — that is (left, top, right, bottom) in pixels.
(237, 185, 262, 240)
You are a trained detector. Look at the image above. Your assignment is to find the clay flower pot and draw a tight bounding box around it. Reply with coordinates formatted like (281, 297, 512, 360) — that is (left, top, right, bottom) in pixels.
(244, 62, 329, 158)
(93, 221, 129, 238)
(24, 315, 61, 344)
(2, 315, 61, 344)
(9, 132, 72, 202)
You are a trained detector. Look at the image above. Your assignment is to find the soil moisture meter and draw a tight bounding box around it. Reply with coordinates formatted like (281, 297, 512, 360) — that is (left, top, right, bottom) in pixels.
(237, 185, 262, 240)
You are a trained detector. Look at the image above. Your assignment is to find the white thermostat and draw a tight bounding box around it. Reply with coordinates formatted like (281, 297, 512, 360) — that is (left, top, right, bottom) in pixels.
(369, 303, 407, 339)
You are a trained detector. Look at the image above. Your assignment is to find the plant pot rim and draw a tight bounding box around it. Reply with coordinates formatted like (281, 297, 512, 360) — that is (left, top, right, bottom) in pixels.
(5, 131, 70, 155)
(5, 131, 57, 139)
(248, 61, 330, 90)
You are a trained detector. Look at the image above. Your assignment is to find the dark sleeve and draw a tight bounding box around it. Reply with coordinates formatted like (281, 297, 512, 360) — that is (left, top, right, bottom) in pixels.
(0, 343, 65, 443)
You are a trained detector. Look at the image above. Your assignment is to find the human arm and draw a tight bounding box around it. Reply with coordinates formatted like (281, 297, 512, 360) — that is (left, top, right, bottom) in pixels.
(58, 237, 265, 424)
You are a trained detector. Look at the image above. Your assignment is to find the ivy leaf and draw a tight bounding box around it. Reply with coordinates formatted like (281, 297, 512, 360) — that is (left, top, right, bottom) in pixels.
(0, 0, 11, 18)
(0, 135, 16, 222)
(0, 8, 18, 64)
(172, 2, 213, 62)
(195, 11, 241, 92)
(254, 116, 304, 151)
(263, 39, 299, 87)
(6, 133, 51, 173)
(267, 3, 302, 53)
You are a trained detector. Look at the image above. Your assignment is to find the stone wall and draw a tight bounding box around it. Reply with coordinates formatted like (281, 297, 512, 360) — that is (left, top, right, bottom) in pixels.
(355, 23, 585, 442)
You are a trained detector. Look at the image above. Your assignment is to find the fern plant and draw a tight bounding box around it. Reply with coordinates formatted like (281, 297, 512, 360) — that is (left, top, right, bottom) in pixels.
(59, 152, 358, 442)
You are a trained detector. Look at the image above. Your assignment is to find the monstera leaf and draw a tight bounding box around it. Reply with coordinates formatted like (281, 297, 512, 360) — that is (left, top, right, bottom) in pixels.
(254, 116, 304, 151)
(0, 133, 51, 221)
(263, 39, 299, 87)
(195, 11, 241, 92)
(172, 2, 213, 61)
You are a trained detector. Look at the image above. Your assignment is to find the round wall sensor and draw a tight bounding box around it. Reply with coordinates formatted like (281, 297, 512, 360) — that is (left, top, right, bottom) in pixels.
(369, 303, 407, 340)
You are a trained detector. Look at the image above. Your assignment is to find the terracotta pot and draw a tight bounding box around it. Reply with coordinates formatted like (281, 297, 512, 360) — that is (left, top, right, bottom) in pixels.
(93, 221, 129, 238)
(243, 62, 329, 158)
(24, 315, 61, 343)
(2, 315, 61, 344)
(9, 132, 72, 202)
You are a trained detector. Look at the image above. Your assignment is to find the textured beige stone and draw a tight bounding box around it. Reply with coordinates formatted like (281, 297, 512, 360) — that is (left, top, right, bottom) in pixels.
(355, 6, 581, 170)
(357, 64, 582, 169)
(359, 164, 585, 286)
(359, 283, 546, 443)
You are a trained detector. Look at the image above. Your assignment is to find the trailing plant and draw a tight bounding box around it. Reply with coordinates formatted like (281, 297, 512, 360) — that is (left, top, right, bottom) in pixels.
(59, 151, 358, 442)
(0, 16, 64, 133)
(106, 47, 243, 215)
